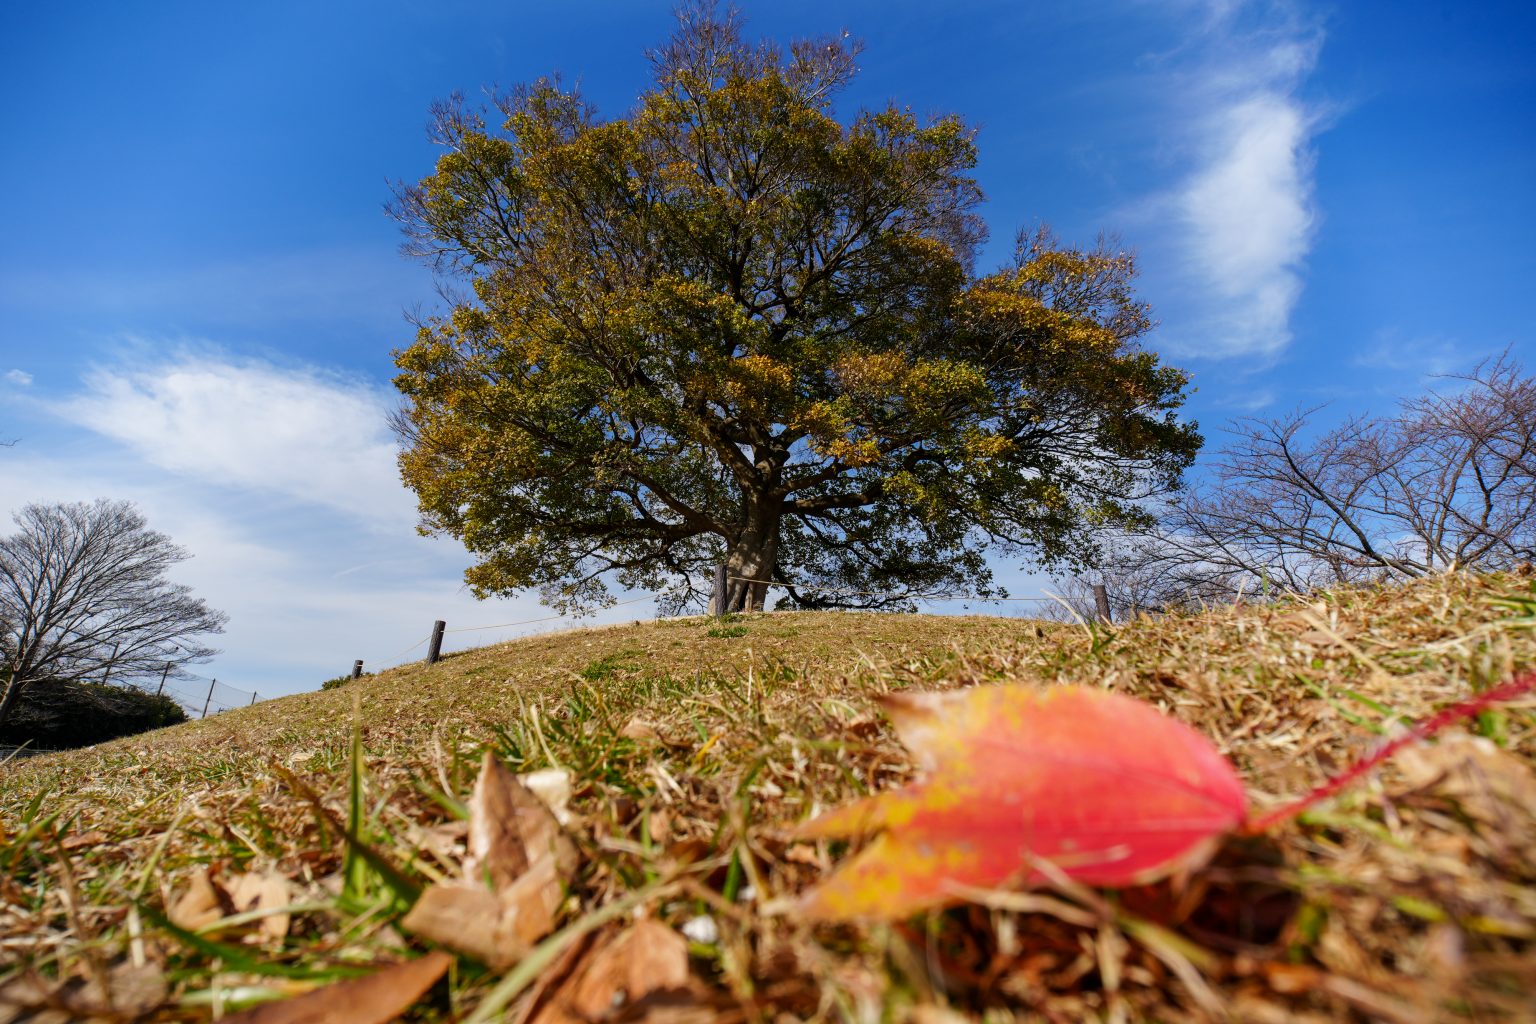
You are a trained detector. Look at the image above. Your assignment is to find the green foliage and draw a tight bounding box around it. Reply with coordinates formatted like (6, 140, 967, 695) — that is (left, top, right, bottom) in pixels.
(321, 672, 372, 691)
(707, 625, 750, 639)
(0, 679, 187, 750)
(391, 8, 1200, 615)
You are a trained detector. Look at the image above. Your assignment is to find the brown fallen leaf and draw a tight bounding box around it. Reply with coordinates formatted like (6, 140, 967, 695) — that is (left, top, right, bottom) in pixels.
(399, 884, 508, 964)
(529, 919, 704, 1024)
(227, 871, 293, 942)
(620, 716, 661, 741)
(60, 830, 109, 851)
(522, 767, 574, 825)
(168, 868, 233, 932)
(404, 818, 469, 867)
(648, 808, 673, 845)
(664, 838, 710, 867)
(0, 962, 167, 1023)
(782, 843, 822, 868)
(842, 712, 883, 739)
(620, 717, 692, 750)
(168, 868, 291, 941)
(221, 951, 452, 1024)
(402, 752, 577, 969)
(1398, 733, 1536, 812)
(1397, 732, 1536, 853)
(471, 753, 573, 886)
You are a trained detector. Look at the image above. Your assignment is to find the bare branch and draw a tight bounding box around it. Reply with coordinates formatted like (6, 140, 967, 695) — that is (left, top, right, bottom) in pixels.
(1108, 354, 1536, 609)
(0, 500, 227, 730)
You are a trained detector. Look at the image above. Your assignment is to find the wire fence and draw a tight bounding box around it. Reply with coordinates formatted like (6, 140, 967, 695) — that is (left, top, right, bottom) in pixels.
(345, 592, 667, 679)
(140, 671, 260, 720)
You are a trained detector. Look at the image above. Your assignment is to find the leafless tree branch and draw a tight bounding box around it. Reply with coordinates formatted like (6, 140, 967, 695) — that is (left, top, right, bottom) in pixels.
(0, 500, 228, 729)
(1086, 353, 1536, 610)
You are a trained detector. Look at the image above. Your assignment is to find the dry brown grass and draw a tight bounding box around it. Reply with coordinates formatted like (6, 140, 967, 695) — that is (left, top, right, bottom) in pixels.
(2, 572, 1535, 1022)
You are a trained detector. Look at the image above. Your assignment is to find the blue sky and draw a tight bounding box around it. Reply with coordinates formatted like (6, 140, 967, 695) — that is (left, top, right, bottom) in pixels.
(2, 1, 1532, 698)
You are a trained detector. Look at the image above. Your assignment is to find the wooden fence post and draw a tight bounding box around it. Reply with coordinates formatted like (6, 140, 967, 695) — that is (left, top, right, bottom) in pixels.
(202, 678, 217, 719)
(249, 692, 256, 706)
(1092, 583, 1112, 625)
(351, 659, 364, 680)
(713, 563, 727, 619)
(427, 621, 446, 665)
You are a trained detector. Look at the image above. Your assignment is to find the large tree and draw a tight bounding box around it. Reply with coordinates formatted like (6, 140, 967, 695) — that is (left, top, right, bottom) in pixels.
(391, 6, 1200, 613)
(0, 500, 227, 730)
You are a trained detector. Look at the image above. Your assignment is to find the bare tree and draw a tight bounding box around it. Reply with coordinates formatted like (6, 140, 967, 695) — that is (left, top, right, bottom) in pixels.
(1121, 353, 1536, 605)
(1388, 356, 1536, 569)
(0, 500, 228, 730)
(1047, 534, 1162, 622)
(1046, 530, 1248, 622)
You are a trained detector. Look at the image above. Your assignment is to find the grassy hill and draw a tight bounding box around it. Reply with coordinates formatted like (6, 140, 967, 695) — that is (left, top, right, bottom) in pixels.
(3, 574, 1534, 1021)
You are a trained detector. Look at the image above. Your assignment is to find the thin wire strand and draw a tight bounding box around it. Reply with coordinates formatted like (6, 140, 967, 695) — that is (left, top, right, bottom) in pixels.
(178, 576, 1056, 708)
(443, 591, 661, 633)
(725, 574, 1056, 602)
(381, 634, 431, 661)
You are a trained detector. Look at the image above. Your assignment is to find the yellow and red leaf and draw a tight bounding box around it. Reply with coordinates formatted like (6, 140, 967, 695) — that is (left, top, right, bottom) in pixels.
(794, 685, 1247, 920)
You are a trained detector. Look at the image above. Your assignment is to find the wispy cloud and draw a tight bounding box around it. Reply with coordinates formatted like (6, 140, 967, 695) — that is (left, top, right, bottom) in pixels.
(0, 244, 429, 335)
(57, 350, 415, 530)
(2, 444, 557, 688)
(4, 349, 669, 697)
(1177, 90, 1316, 354)
(1219, 387, 1277, 412)
(4, 369, 32, 386)
(1125, 1, 1324, 361)
(1353, 331, 1483, 379)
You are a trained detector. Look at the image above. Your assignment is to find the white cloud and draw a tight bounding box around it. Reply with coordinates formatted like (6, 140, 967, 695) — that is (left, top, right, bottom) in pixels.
(5, 369, 32, 386)
(2, 444, 571, 689)
(1353, 332, 1481, 379)
(2, 354, 670, 699)
(1219, 387, 1276, 412)
(1179, 93, 1314, 347)
(57, 351, 415, 530)
(1124, 1, 1324, 360)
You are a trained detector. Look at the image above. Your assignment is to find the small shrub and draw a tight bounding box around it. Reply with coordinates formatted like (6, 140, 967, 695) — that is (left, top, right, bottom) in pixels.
(321, 671, 372, 690)
(0, 679, 188, 750)
(707, 625, 750, 638)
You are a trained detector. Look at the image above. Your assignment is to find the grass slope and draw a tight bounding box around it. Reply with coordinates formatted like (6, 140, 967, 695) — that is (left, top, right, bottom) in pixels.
(3, 575, 1535, 1021)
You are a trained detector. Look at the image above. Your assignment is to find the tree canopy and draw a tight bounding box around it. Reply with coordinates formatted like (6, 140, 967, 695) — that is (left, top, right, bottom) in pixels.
(391, 5, 1200, 613)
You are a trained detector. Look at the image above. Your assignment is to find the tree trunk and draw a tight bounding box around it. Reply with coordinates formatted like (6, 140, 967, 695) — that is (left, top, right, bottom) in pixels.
(722, 504, 781, 613)
(0, 669, 24, 732)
